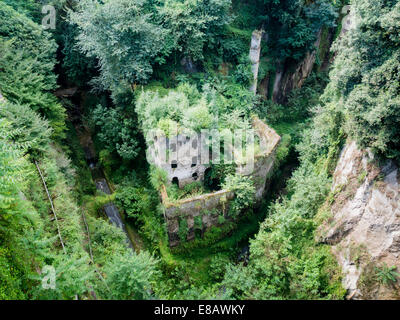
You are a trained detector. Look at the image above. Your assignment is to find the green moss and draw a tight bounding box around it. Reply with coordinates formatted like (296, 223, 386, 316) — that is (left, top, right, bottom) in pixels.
(178, 218, 188, 243)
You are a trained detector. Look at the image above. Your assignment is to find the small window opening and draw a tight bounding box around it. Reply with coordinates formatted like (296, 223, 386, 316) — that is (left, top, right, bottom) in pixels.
(191, 156, 197, 167)
(172, 177, 179, 186)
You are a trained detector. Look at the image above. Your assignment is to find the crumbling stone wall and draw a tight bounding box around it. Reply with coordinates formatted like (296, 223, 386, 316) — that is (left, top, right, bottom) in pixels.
(162, 187, 234, 247)
(237, 117, 281, 199)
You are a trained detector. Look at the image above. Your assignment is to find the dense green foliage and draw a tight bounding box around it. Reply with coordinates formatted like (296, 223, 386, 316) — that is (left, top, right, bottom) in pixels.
(158, 0, 232, 61)
(69, 0, 168, 91)
(91, 103, 141, 160)
(68, 0, 233, 91)
(219, 104, 346, 299)
(102, 251, 160, 299)
(233, 0, 338, 61)
(222, 174, 255, 217)
(326, 0, 400, 161)
(0, 1, 160, 300)
(136, 82, 253, 137)
(0, 118, 32, 299)
(0, 3, 66, 139)
(3, 0, 399, 302)
(0, 102, 52, 158)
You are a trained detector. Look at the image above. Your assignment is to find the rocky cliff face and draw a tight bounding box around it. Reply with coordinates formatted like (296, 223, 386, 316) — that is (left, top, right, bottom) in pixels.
(249, 30, 263, 94)
(318, 141, 400, 299)
(257, 25, 336, 104)
(271, 30, 322, 104)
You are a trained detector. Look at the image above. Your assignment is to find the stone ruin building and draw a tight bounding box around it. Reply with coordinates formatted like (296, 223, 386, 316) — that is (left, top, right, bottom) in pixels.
(146, 117, 281, 247)
(148, 130, 208, 189)
(143, 29, 282, 247)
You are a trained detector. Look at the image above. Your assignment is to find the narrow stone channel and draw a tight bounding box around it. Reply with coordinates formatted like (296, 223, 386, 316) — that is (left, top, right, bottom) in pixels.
(66, 91, 139, 251)
(94, 176, 134, 249)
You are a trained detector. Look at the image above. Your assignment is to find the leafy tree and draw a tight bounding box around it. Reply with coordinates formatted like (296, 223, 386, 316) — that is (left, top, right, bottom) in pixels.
(90, 104, 141, 160)
(68, 0, 168, 91)
(248, 0, 338, 62)
(222, 174, 255, 216)
(158, 0, 232, 61)
(208, 254, 230, 281)
(233, 55, 253, 86)
(32, 253, 95, 300)
(60, 22, 98, 87)
(0, 3, 66, 139)
(0, 3, 57, 88)
(221, 263, 257, 299)
(102, 251, 160, 300)
(2, 0, 40, 22)
(326, 0, 400, 161)
(0, 102, 52, 158)
(115, 186, 151, 219)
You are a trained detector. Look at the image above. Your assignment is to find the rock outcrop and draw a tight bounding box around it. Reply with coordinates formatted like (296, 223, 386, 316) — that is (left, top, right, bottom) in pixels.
(271, 29, 322, 104)
(249, 30, 263, 94)
(318, 141, 400, 299)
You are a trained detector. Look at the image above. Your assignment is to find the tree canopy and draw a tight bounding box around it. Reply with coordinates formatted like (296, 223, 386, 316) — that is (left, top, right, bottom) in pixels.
(68, 0, 168, 90)
(326, 0, 400, 160)
(0, 3, 65, 139)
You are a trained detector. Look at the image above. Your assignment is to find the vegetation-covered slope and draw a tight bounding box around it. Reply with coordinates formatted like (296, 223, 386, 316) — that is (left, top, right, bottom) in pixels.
(1, 0, 399, 300)
(222, 0, 400, 300)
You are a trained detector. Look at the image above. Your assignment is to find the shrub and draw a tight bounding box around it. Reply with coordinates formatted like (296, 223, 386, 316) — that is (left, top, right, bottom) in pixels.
(115, 186, 150, 220)
(209, 254, 231, 282)
(178, 219, 189, 243)
(326, 0, 400, 161)
(222, 174, 255, 217)
(102, 251, 160, 300)
(149, 166, 168, 191)
(234, 55, 253, 86)
(375, 264, 400, 286)
(0, 102, 52, 158)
